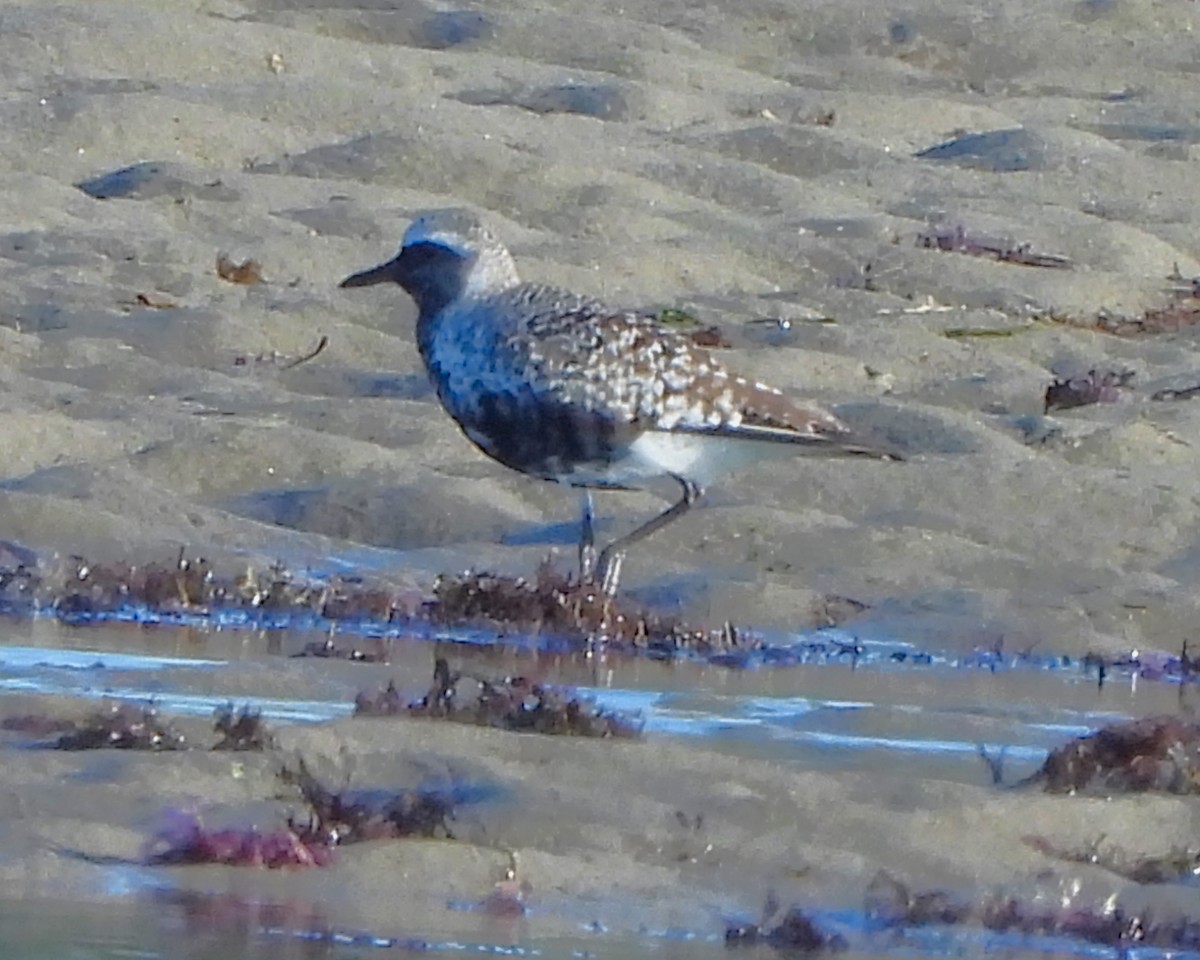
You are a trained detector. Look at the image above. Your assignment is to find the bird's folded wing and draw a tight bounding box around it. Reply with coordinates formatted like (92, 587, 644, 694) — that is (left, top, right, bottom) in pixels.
(521, 305, 898, 459)
(665, 417, 897, 459)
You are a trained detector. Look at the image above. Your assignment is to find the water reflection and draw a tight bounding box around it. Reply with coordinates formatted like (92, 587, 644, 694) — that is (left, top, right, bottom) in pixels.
(0, 616, 1178, 789)
(0, 891, 736, 959)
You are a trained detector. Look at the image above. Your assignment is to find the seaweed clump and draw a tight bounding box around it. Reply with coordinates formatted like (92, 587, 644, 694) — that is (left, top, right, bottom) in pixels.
(0, 548, 822, 665)
(356, 657, 642, 738)
(278, 757, 457, 844)
(212, 704, 275, 751)
(1026, 715, 1200, 794)
(865, 871, 1200, 952)
(428, 562, 761, 659)
(46, 552, 412, 625)
(726, 894, 846, 953)
(54, 701, 187, 751)
(4, 700, 274, 752)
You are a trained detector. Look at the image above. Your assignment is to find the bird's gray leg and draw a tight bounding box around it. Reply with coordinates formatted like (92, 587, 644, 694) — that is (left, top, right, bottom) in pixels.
(578, 489, 598, 582)
(596, 476, 702, 597)
(598, 551, 624, 600)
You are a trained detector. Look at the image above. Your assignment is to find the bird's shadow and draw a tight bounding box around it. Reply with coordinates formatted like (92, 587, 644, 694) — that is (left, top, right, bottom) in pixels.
(833, 401, 981, 456)
(282, 367, 433, 401)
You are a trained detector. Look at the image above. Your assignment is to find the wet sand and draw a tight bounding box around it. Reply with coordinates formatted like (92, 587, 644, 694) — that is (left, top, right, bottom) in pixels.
(1, 0, 1200, 954)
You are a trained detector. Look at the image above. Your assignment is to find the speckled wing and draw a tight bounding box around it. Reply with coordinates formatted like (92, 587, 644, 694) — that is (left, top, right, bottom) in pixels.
(519, 298, 888, 459)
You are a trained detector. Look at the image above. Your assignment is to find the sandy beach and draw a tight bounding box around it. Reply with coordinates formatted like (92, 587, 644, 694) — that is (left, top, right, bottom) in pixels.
(1, 0, 1200, 954)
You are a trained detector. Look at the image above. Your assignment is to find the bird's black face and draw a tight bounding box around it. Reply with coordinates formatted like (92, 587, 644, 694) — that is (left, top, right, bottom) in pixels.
(339, 242, 474, 318)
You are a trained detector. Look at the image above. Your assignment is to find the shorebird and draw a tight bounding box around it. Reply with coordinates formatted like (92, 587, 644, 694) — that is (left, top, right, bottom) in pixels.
(341, 209, 895, 595)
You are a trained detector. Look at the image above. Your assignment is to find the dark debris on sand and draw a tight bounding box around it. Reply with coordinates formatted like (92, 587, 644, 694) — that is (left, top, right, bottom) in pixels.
(1081, 642, 1200, 686)
(355, 657, 643, 738)
(865, 871, 1200, 952)
(232, 335, 328, 372)
(1116, 645, 1197, 683)
(916, 224, 1071, 269)
(1023, 834, 1200, 885)
(215, 253, 264, 285)
(211, 704, 275, 751)
(1043, 369, 1134, 413)
(292, 636, 391, 662)
(1042, 272, 1200, 337)
(726, 893, 847, 953)
(1025, 715, 1200, 795)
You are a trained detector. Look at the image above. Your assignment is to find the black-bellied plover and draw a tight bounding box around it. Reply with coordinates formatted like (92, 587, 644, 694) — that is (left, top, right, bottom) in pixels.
(341, 209, 895, 595)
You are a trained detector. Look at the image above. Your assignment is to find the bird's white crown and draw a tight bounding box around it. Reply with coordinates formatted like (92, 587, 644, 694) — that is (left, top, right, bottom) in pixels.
(401, 208, 520, 296)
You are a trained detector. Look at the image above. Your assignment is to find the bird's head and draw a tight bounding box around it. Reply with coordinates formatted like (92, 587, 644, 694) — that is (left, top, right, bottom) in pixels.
(339, 208, 520, 317)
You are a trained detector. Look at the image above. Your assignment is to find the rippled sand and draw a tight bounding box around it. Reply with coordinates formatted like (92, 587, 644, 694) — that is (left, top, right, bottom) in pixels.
(2, 0, 1200, 952)
(3, 0, 1200, 652)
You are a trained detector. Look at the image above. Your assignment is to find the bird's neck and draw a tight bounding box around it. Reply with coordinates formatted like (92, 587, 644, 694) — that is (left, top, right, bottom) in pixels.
(413, 285, 487, 367)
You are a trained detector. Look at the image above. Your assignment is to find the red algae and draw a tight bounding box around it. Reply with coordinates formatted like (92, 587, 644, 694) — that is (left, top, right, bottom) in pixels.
(143, 758, 461, 869)
(145, 809, 333, 869)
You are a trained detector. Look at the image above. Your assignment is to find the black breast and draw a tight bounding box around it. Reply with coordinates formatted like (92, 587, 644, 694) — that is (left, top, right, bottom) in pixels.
(456, 387, 636, 483)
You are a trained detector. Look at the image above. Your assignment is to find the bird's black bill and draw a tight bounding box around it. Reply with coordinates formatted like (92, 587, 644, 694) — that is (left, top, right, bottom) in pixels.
(339, 257, 400, 288)
(338, 243, 471, 319)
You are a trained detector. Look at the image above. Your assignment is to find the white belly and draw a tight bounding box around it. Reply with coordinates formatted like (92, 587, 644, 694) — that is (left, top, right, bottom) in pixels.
(563, 430, 798, 491)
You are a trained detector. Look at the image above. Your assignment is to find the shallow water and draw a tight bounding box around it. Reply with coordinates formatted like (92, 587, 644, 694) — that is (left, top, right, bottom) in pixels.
(0, 612, 1194, 959)
(6, 893, 1184, 960)
(0, 614, 1171, 786)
